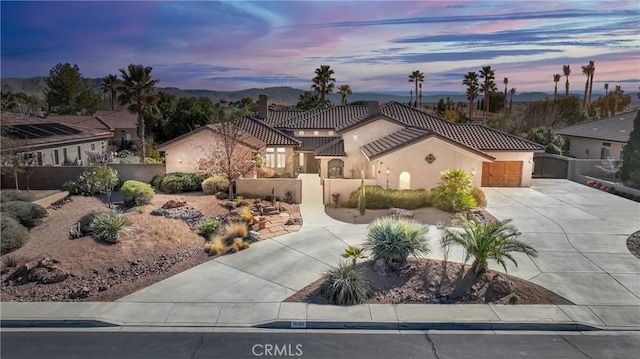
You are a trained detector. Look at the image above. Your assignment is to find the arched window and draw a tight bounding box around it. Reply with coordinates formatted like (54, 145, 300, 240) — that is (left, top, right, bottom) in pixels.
(328, 159, 344, 178)
(399, 171, 411, 190)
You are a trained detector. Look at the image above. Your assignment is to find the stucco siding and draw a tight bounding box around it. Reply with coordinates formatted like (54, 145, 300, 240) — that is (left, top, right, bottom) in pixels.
(32, 139, 107, 166)
(341, 118, 404, 178)
(567, 136, 623, 159)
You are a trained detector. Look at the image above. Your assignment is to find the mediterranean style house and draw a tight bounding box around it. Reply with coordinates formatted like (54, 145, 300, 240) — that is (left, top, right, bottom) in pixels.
(557, 111, 637, 160)
(157, 95, 545, 190)
(0, 112, 112, 166)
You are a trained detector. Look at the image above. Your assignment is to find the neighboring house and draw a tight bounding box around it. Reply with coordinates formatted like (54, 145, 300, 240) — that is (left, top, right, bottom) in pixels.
(155, 116, 300, 174)
(159, 95, 544, 189)
(557, 111, 637, 160)
(49, 110, 138, 149)
(1, 112, 112, 166)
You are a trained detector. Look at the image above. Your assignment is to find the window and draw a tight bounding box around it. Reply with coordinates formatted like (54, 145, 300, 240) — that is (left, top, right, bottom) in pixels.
(299, 130, 305, 136)
(601, 147, 610, 159)
(63, 148, 68, 163)
(313, 130, 319, 136)
(299, 152, 305, 167)
(77, 146, 82, 162)
(265, 147, 286, 168)
(91, 143, 95, 151)
(328, 131, 335, 136)
(328, 159, 344, 178)
(36, 152, 43, 166)
(54, 150, 60, 165)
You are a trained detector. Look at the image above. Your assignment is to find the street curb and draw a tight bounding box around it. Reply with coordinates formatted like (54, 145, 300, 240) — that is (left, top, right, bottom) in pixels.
(0, 319, 120, 328)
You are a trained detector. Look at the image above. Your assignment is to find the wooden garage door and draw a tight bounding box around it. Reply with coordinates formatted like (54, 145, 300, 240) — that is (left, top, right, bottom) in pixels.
(482, 161, 522, 187)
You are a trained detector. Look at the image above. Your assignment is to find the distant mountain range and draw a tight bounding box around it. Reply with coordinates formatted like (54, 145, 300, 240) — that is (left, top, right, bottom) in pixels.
(1, 76, 596, 105)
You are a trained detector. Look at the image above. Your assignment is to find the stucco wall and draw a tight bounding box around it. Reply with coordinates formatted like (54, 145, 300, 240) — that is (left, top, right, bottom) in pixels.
(340, 118, 404, 178)
(161, 130, 221, 173)
(29, 139, 108, 166)
(323, 178, 378, 205)
(236, 178, 302, 204)
(567, 137, 623, 159)
(484, 151, 534, 187)
(371, 137, 486, 190)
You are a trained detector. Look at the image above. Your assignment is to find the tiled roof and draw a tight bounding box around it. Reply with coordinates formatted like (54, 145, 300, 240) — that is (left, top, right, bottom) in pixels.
(95, 110, 138, 129)
(1, 113, 112, 151)
(241, 117, 300, 146)
(361, 127, 432, 159)
(315, 138, 345, 157)
(297, 136, 340, 151)
(557, 111, 637, 142)
(260, 108, 308, 127)
(277, 105, 368, 129)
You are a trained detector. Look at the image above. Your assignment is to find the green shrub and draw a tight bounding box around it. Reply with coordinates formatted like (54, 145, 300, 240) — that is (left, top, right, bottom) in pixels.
(61, 180, 82, 195)
(320, 262, 372, 305)
(0, 191, 35, 203)
(121, 180, 155, 206)
(1, 216, 29, 255)
(150, 175, 164, 188)
(472, 187, 487, 208)
(69, 211, 99, 239)
(77, 166, 119, 197)
(90, 210, 133, 244)
(201, 174, 230, 195)
(0, 201, 48, 228)
(347, 186, 432, 210)
(431, 187, 477, 212)
(157, 172, 205, 193)
(198, 218, 220, 238)
(364, 217, 430, 265)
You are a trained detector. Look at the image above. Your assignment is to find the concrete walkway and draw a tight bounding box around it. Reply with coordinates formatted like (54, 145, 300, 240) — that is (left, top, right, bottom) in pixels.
(2, 178, 639, 330)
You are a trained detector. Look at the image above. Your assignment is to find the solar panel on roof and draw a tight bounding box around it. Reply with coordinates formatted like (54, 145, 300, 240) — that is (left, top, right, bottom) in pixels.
(3, 123, 83, 140)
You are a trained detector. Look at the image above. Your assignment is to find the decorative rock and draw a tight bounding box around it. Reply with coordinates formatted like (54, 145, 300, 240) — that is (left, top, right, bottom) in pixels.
(26, 267, 49, 283)
(389, 207, 414, 218)
(248, 230, 260, 241)
(489, 274, 514, 296)
(40, 269, 69, 284)
(372, 258, 388, 275)
(162, 200, 186, 209)
(398, 263, 418, 277)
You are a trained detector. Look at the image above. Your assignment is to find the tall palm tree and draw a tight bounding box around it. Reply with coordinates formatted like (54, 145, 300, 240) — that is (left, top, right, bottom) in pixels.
(563, 65, 571, 96)
(408, 70, 424, 107)
(442, 218, 537, 275)
(587, 60, 595, 107)
(101, 74, 120, 111)
(337, 84, 352, 105)
(462, 72, 480, 120)
(418, 83, 423, 108)
(553, 74, 561, 101)
(613, 85, 623, 113)
(604, 83, 609, 96)
(581, 63, 593, 109)
(503, 77, 508, 110)
(509, 87, 516, 112)
(118, 64, 159, 163)
(479, 66, 495, 120)
(311, 65, 335, 107)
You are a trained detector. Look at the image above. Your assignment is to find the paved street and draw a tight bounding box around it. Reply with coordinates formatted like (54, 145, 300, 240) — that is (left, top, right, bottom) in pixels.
(2, 331, 639, 359)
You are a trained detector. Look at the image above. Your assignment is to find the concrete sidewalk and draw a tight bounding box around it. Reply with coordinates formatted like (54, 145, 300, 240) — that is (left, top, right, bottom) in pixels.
(2, 178, 639, 331)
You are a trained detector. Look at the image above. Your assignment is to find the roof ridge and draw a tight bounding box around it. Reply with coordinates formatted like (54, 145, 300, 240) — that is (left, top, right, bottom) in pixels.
(244, 115, 301, 145)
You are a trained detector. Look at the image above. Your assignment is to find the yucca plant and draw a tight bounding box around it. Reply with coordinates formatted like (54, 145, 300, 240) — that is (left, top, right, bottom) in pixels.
(364, 217, 430, 265)
(90, 210, 133, 244)
(320, 262, 372, 305)
(340, 246, 366, 266)
(442, 218, 537, 275)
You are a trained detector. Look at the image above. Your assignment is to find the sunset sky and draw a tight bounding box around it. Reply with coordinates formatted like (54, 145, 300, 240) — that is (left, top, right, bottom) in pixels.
(1, 1, 638, 94)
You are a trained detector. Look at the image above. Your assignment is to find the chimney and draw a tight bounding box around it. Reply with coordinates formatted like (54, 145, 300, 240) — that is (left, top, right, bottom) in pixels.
(367, 101, 380, 116)
(258, 94, 268, 119)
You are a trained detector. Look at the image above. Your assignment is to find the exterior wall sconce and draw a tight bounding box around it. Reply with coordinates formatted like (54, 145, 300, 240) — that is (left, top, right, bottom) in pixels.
(471, 168, 476, 176)
(425, 153, 436, 164)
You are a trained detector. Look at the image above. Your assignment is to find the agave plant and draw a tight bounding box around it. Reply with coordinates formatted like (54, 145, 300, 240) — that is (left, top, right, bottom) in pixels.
(442, 218, 537, 275)
(364, 217, 429, 265)
(90, 210, 133, 244)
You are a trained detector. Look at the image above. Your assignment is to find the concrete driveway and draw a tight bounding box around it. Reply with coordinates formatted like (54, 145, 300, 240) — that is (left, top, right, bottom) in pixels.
(480, 179, 640, 309)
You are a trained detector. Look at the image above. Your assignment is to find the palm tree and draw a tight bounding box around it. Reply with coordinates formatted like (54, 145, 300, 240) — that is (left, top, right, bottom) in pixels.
(553, 74, 561, 101)
(509, 87, 516, 112)
(604, 83, 609, 96)
(340, 245, 366, 266)
(337, 84, 352, 105)
(442, 218, 537, 275)
(613, 85, 623, 113)
(462, 72, 480, 120)
(587, 60, 595, 107)
(101, 74, 120, 111)
(408, 70, 424, 107)
(311, 65, 335, 106)
(479, 66, 495, 120)
(118, 64, 159, 163)
(503, 77, 508, 109)
(581, 63, 593, 109)
(563, 65, 571, 96)
(418, 83, 423, 108)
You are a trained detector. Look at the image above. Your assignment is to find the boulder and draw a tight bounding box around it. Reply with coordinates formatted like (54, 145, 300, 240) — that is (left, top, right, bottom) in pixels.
(162, 199, 186, 209)
(489, 274, 514, 297)
(248, 230, 260, 242)
(372, 258, 388, 275)
(398, 263, 418, 277)
(389, 207, 414, 218)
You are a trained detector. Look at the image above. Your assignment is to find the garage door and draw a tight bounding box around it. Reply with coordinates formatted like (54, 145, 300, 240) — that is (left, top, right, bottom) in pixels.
(481, 161, 522, 187)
